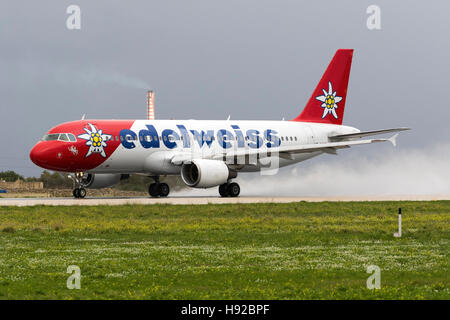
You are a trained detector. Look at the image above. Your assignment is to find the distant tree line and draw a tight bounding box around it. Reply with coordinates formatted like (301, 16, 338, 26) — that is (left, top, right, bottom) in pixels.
(0, 170, 72, 188)
(0, 170, 24, 182)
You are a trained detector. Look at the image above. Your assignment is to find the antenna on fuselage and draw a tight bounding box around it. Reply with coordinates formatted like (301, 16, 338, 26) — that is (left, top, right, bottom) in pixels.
(81, 114, 86, 120)
(226, 115, 231, 120)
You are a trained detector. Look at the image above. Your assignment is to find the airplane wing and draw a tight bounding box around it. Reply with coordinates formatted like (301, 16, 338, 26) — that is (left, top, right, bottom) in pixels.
(211, 135, 399, 160)
(329, 128, 410, 142)
(170, 134, 400, 165)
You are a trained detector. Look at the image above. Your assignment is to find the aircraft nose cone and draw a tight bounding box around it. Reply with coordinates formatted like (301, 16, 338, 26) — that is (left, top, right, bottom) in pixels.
(29, 143, 49, 167)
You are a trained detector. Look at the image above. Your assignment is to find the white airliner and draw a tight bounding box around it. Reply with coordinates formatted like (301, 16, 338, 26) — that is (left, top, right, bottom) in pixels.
(30, 49, 409, 198)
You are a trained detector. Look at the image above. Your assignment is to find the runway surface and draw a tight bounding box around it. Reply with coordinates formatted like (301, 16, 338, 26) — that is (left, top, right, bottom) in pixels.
(1, 194, 450, 206)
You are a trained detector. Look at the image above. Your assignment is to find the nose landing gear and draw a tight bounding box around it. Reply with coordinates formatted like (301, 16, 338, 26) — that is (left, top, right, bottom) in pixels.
(148, 176, 170, 198)
(69, 172, 87, 199)
(73, 187, 86, 199)
(219, 182, 240, 197)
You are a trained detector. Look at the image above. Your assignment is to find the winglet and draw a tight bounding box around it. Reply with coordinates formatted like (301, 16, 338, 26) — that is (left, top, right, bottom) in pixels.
(388, 133, 399, 147)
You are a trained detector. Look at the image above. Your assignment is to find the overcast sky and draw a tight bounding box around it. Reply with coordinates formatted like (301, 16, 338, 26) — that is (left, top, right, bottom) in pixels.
(0, 1, 448, 177)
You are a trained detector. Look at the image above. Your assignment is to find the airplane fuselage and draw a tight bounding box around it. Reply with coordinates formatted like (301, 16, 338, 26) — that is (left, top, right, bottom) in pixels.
(30, 119, 359, 175)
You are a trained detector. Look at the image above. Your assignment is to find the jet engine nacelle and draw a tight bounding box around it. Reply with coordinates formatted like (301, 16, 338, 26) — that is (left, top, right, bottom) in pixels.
(181, 159, 237, 188)
(81, 173, 129, 189)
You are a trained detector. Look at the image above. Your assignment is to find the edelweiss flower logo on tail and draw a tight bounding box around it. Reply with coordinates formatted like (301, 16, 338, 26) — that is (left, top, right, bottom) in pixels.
(315, 81, 342, 119)
(77, 123, 112, 158)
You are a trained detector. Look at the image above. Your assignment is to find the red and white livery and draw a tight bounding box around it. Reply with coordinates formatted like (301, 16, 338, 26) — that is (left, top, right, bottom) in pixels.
(30, 49, 409, 198)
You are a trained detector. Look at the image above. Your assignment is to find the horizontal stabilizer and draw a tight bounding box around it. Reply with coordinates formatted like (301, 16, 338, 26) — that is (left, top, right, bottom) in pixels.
(329, 128, 410, 142)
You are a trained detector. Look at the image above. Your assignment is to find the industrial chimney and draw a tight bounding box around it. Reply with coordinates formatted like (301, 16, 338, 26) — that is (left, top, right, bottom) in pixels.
(147, 91, 155, 120)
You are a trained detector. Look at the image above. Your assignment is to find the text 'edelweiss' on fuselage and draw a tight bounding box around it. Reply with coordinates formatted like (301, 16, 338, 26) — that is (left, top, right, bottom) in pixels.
(118, 124, 281, 150)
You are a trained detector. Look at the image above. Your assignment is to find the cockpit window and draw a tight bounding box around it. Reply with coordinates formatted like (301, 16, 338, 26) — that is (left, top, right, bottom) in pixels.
(42, 134, 60, 141)
(42, 133, 77, 142)
(59, 134, 69, 141)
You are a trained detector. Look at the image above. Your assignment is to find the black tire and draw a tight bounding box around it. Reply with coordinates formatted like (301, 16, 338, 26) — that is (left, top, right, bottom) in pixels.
(159, 183, 170, 197)
(227, 183, 240, 197)
(219, 184, 229, 197)
(78, 188, 86, 199)
(73, 188, 80, 198)
(148, 183, 160, 198)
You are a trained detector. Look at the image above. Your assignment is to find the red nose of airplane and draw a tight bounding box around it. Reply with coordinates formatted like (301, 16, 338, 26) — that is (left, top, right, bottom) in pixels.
(29, 142, 50, 167)
(30, 141, 78, 171)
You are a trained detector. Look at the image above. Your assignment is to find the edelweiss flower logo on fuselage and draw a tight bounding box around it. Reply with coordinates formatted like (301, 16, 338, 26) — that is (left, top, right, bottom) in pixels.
(315, 81, 342, 119)
(77, 123, 112, 158)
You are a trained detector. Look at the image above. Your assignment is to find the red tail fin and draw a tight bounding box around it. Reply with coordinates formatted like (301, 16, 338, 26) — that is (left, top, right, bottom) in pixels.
(292, 49, 353, 125)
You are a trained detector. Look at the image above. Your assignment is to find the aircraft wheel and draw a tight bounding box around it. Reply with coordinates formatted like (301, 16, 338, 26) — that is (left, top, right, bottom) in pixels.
(159, 183, 170, 197)
(73, 188, 86, 199)
(148, 183, 160, 198)
(219, 184, 229, 197)
(227, 183, 240, 197)
(78, 188, 86, 199)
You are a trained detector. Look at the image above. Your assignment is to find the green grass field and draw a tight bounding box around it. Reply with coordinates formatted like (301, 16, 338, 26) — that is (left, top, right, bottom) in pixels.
(0, 201, 448, 299)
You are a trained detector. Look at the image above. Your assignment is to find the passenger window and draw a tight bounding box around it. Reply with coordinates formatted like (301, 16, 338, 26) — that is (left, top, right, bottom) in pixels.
(281, 137, 284, 141)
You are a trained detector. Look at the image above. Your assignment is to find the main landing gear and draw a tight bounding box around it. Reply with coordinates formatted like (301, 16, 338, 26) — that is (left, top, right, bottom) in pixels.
(70, 172, 87, 199)
(148, 176, 170, 198)
(219, 182, 240, 197)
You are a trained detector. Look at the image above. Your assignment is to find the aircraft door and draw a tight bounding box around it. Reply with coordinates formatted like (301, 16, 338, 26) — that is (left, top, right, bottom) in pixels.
(303, 126, 315, 144)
